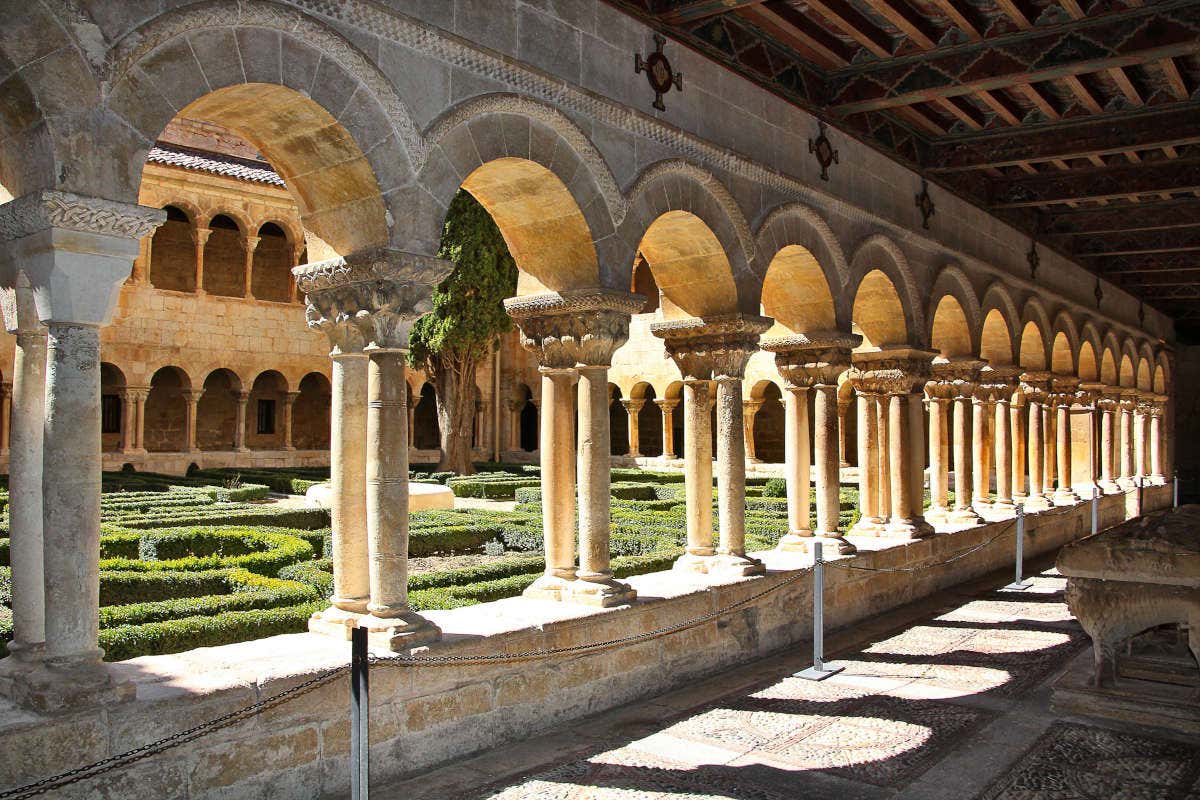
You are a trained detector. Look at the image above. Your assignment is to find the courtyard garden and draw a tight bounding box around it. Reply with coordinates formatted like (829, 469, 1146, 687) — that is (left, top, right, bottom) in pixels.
(0, 465, 862, 662)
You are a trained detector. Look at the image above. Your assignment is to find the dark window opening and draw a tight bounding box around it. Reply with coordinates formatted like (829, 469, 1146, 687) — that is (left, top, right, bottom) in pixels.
(101, 395, 122, 434)
(257, 399, 276, 434)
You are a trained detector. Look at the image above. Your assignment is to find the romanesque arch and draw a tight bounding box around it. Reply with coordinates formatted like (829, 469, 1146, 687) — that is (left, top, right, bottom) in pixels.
(144, 366, 192, 452)
(252, 222, 294, 302)
(758, 210, 840, 337)
(149, 205, 197, 292)
(293, 372, 331, 450)
(100, 363, 128, 453)
(754, 202, 849, 298)
(847, 235, 923, 346)
(197, 369, 243, 451)
(851, 269, 909, 348)
(203, 213, 246, 297)
(980, 309, 1015, 365)
(248, 370, 289, 450)
(927, 265, 981, 354)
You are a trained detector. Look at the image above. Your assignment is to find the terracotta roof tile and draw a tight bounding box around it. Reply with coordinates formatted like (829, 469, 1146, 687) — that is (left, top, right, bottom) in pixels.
(148, 145, 286, 187)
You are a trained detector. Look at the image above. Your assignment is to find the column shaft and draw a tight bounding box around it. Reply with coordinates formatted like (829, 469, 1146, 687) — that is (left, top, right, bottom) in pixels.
(133, 390, 146, 451)
(855, 393, 879, 529)
(715, 378, 751, 560)
(118, 390, 134, 453)
(624, 400, 642, 457)
(683, 380, 714, 556)
(6, 329, 46, 657)
(886, 393, 929, 537)
(1100, 406, 1115, 486)
(328, 352, 369, 612)
(364, 348, 411, 616)
(0, 385, 11, 454)
(927, 398, 948, 515)
(875, 396, 891, 521)
(994, 398, 1013, 508)
(659, 401, 676, 458)
(782, 386, 811, 538)
(233, 393, 249, 452)
(952, 395, 975, 515)
(1027, 401, 1044, 497)
(282, 392, 297, 450)
(1010, 402, 1026, 499)
(972, 398, 990, 507)
(1119, 406, 1133, 481)
(1055, 402, 1076, 502)
(184, 391, 199, 453)
(813, 385, 845, 540)
(576, 366, 617, 586)
(1150, 413, 1163, 480)
(537, 369, 578, 586)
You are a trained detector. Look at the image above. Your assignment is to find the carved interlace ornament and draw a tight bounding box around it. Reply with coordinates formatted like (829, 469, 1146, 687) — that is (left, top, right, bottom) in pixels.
(0, 191, 165, 243)
(847, 348, 936, 396)
(650, 314, 772, 381)
(295, 247, 453, 351)
(760, 332, 859, 388)
(505, 289, 645, 369)
(926, 358, 984, 400)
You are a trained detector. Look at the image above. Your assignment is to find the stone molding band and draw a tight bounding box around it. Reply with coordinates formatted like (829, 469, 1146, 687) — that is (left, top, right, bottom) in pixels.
(0, 191, 165, 244)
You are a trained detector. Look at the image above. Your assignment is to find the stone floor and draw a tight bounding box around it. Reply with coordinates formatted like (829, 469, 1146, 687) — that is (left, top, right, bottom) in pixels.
(377, 558, 1200, 800)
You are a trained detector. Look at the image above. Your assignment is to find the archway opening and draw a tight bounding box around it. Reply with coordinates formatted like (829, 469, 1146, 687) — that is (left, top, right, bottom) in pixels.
(1051, 332, 1074, 375)
(751, 381, 786, 464)
(145, 367, 191, 452)
(1078, 342, 1099, 382)
(150, 205, 196, 292)
(248, 370, 288, 450)
(980, 310, 1014, 364)
(931, 296, 972, 358)
(197, 369, 241, 451)
(203, 213, 246, 297)
(413, 383, 441, 451)
(294, 373, 331, 450)
(637, 211, 739, 320)
(252, 221, 294, 302)
(608, 385, 627, 456)
(761, 245, 837, 336)
(635, 383, 663, 458)
(631, 257, 660, 315)
(1019, 322, 1047, 371)
(519, 385, 538, 452)
(852, 269, 908, 349)
(100, 363, 128, 453)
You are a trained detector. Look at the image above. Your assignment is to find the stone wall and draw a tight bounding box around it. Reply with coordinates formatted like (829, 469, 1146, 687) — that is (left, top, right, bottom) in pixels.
(0, 484, 1172, 799)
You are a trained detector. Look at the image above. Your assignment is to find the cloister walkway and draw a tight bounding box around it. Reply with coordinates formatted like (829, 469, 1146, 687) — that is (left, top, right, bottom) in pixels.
(379, 556, 1200, 800)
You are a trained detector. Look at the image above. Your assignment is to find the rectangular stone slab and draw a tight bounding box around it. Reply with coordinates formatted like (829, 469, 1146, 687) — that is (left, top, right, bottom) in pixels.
(1057, 505, 1200, 587)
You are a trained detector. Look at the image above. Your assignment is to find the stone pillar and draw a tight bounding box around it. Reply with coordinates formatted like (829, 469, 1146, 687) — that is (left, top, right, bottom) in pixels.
(874, 392, 891, 522)
(233, 390, 250, 452)
(1010, 397, 1026, 503)
(1097, 391, 1120, 493)
(243, 235, 259, 299)
(837, 396, 851, 467)
(743, 399, 762, 463)
(409, 392, 418, 449)
(1072, 383, 1103, 497)
(653, 314, 769, 575)
(1019, 374, 1051, 510)
(852, 391, 881, 534)
(925, 394, 950, 522)
(1149, 399, 1165, 482)
(656, 398, 678, 458)
(118, 389, 134, 453)
(812, 382, 850, 548)
(979, 367, 1020, 515)
(1133, 400, 1149, 480)
(509, 290, 642, 603)
(1051, 377, 1080, 504)
(298, 248, 447, 650)
(0, 282, 46, 666)
(622, 398, 643, 457)
(971, 393, 992, 512)
(0, 382, 10, 456)
(885, 389, 932, 538)
(779, 386, 811, 545)
(282, 390, 298, 450)
(951, 382, 980, 523)
(131, 387, 148, 451)
(192, 227, 210, 295)
(0, 191, 164, 710)
(183, 389, 201, 453)
(1118, 394, 1135, 487)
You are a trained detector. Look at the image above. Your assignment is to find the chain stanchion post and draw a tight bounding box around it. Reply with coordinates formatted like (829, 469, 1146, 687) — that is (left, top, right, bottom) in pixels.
(1091, 486, 1099, 536)
(350, 625, 369, 800)
(1138, 476, 1145, 517)
(1004, 504, 1031, 591)
(796, 541, 843, 680)
(1174, 473, 1179, 508)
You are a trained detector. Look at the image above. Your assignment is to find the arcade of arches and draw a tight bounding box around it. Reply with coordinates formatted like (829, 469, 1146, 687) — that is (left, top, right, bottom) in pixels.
(0, 1, 1188, 795)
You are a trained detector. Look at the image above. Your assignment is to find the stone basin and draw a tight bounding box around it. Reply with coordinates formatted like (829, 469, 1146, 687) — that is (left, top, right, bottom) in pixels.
(1057, 504, 1200, 587)
(304, 481, 455, 511)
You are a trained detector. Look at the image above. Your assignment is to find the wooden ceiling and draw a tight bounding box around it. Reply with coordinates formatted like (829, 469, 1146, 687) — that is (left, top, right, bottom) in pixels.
(605, 0, 1200, 336)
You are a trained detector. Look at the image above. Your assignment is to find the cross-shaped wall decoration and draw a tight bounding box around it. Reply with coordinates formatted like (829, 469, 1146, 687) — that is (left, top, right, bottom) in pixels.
(809, 123, 839, 181)
(1027, 240, 1039, 280)
(1094, 278, 1103, 308)
(636, 34, 683, 112)
(915, 180, 935, 229)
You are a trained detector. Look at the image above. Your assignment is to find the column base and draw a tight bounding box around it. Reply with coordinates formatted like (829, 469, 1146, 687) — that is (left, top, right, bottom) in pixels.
(673, 552, 765, 577)
(788, 534, 856, 555)
(776, 528, 814, 551)
(2, 659, 134, 713)
(1052, 489, 1079, 506)
(1117, 478, 1137, 491)
(883, 518, 934, 540)
(1021, 494, 1051, 511)
(1099, 480, 1122, 495)
(923, 505, 950, 524)
(1149, 474, 1166, 485)
(849, 516, 887, 536)
(948, 506, 984, 524)
(522, 573, 577, 602)
(309, 605, 442, 651)
(986, 500, 1017, 519)
(570, 575, 637, 607)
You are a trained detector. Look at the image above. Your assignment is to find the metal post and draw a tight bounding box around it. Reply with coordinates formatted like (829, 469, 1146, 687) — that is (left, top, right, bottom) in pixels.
(1091, 486, 1099, 536)
(797, 541, 843, 680)
(1173, 473, 1179, 508)
(1138, 476, 1145, 516)
(350, 625, 369, 800)
(1004, 504, 1031, 591)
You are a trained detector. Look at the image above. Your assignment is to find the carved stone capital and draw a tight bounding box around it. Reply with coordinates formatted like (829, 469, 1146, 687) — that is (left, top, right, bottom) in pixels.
(0, 191, 166, 244)
(654, 398, 679, 412)
(926, 357, 984, 399)
(295, 248, 453, 351)
(1019, 370, 1053, 403)
(621, 398, 646, 413)
(504, 289, 644, 369)
(1049, 375, 1081, 406)
(847, 347, 935, 396)
(975, 364, 1022, 402)
(760, 331, 859, 388)
(650, 314, 771, 381)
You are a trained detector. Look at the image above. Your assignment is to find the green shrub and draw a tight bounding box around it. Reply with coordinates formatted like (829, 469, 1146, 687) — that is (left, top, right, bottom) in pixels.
(762, 478, 787, 498)
(102, 527, 314, 577)
(99, 570, 317, 627)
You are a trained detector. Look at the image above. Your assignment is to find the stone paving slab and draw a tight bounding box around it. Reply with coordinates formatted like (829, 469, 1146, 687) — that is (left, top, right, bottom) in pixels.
(374, 558, 1200, 800)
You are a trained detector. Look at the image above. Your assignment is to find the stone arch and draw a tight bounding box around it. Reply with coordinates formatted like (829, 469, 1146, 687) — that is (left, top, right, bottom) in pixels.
(105, 2, 410, 254)
(750, 380, 785, 464)
(608, 384, 627, 456)
(847, 235, 924, 345)
(1136, 357, 1153, 391)
(413, 382, 441, 451)
(145, 366, 192, 452)
(203, 213, 247, 297)
(1100, 345, 1119, 386)
(150, 204, 197, 293)
(1119, 352, 1136, 388)
(980, 282, 1020, 353)
(293, 372, 331, 450)
(931, 295, 974, 358)
(851, 269, 909, 349)
(252, 221, 294, 302)
(760, 243, 839, 336)
(1154, 351, 1171, 395)
(1018, 320, 1048, 371)
(619, 161, 756, 316)
(754, 202, 849, 301)
(927, 265, 981, 354)
(100, 363, 128, 453)
(1051, 311, 1081, 375)
(980, 309, 1015, 365)
(248, 370, 289, 450)
(1077, 341, 1099, 382)
(517, 383, 538, 452)
(197, 368, 242, 451)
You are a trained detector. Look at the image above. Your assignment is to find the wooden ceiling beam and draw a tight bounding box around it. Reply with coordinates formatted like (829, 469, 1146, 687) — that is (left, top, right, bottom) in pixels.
(926, 104, 1200, 171)
(976, 89, 1023, 125)
(1060, 75, 1105, 114)
(927, 0, 981, 40)
(660, 0, 766, 24)
(989, 158, 1200, 207)
(933, 96, 983, 129)
(861, 0, 939, 50)
(828, 3, 1200, 114)
(738, 5, 852, 69)
(1160, 58, 1190, 100)
(1045, 198, 1200, 236)
(803, 0, 894, 59)
(992, 0, 1033, 29)
(1074, 228, 1200, 256)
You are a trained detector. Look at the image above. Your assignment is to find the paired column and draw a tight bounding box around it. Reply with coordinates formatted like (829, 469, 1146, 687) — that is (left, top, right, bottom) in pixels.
(622, 398, 643, 457)
(950, 375, 981, 523)
(1147, 395, 1166, 483)
(1019, 374, 1051, 510)
(743, 399, 762, 462)
(233, 390, 250, 452)
(927, 359, 982, 525)
(851, 390, 883, 534)
(282, 390, 298, 450)
(655, 398, 678, 458)
(982, 367, 1020, 515)
(1097, 390, 1121, 493)
(764, 335, 858, 555)
(1072, 384, 1103, 498)
(1051, 377, 1080, 504)
(971, 390, 993, 513)
(0, 190, 165, 711)
(509, 290, 643, 605)
(298, 248, 448, 649)
(653, 314, 770, 575)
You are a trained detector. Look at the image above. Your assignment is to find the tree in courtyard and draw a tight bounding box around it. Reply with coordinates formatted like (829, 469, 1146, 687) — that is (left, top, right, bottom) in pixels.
(409, 190, 518, 475)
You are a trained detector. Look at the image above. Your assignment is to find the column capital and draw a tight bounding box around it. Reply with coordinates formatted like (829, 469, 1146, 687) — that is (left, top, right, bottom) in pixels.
(975, 364, 1022, 402)
(760, 331, 859, 387)
(926, 357, 984, 399)
(1019, 370, 1053, 401)
(295, 247, 453, 351)
(244, 235, 261, 254)
(191, 226, 212, 247)
(0, 191, 166, 326)
(650, 313, 771, 380)
(621, 398, 646, 412)
(1075, 381, 1106, 407)
(233, 389, 250, 403)
(1048, 374, 1081, 405)
(653, 398, 679, 411)
(848, 346, 936, 396)
(505, 289, 643, 369)
(284, 390, 301, 404)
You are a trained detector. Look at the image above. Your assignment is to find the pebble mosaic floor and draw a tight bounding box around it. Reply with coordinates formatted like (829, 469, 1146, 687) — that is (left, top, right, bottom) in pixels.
(379, 564, 1200, 800)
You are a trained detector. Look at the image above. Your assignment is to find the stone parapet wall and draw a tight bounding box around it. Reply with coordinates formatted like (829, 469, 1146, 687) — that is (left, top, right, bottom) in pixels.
(0, 485, 1172, 799)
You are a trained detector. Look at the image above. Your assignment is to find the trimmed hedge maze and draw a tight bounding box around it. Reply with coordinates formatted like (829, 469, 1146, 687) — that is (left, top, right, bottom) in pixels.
(0, 466, 861, 662)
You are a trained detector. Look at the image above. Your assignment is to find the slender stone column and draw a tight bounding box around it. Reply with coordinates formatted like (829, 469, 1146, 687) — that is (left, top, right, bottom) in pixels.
(1149, 400, 1165, 482)
(978, 367, 1021, 515)
(972, 394, 992, 512)
(653, 314, 769, 575)
(1072, 384, 1103, 498)
(926, 358, 981, 524)
(837, 396, 851, 467)
(622, 398, 643, 457)
(243, 235, 259, 299)
(779, 386, 811, 545)
(1052, 380, 1079, 504)
(183, 389, 200, 453)
(853, 391, 881, 533)
(233, 390, 250, 452)
(812, 383, 849, 548)
(192, 227, 210, 295)
(656, 398, 678, 458)
(1118, 395, 1135, 487)
(1010, 399, 1026, 503)
(1133, 401, 1149, 480)
(0, 287, 46, 664)
(282, 390, 298, 450)
(118, 389, 134, 453)
(297, 248, 447, 649)
(993, 394, 1014, 511)
(885, 390, 932, 538)
(951, 382, 980, 523)
(132, 387, 147, 451)
(0, 383, 11, 456)
(743, 399, 762, 462)
(1098, 392, 1119, 493)
(926, 395, 949, 522)
(875, 393, 891, 522)
(1019, 374, 1051, 510)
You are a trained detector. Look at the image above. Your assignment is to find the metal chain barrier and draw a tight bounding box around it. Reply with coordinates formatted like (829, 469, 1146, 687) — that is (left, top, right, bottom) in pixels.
(0, 498, 1119, 798)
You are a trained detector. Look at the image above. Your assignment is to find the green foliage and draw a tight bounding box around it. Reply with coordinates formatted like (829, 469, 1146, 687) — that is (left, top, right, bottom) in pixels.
(409, 190, 519, 367)
(762, 477, 788, 498)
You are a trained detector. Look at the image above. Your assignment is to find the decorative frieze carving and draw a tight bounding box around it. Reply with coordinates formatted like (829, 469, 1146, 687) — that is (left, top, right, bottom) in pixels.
(847, 348, 936, 396)
(760, 332, 859, 388)
(975, 364, 1022, 402)
(926, 358, 984, 400)
(650, 314, 772, 381)
(505, 289, 645, 369)
(0, 191, 165, 244)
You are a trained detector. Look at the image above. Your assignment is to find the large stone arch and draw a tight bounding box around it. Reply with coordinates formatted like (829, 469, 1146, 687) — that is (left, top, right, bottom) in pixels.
(1018, 297, 1053, 370)
(1078, 321, 1104, 380)
(618, 160, 756, 316)
(417, 96, 622, 295)
(1050, 311, 1080, 376)
(1154, 351, 1170, 394)
(847, 235, 924, 346)
(754, 202, 849, 306)
(926, 264, 981, 356)
(102, 0, 414, 254)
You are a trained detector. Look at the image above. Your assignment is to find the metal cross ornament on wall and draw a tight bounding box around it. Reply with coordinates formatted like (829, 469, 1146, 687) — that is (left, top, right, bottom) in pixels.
(1094, 278, 1103, 308)
(636, 34, 683, 111)
(809, 123, 839, 181)
(1027, 240, 1040, 280)
(915, 180, 936, 229)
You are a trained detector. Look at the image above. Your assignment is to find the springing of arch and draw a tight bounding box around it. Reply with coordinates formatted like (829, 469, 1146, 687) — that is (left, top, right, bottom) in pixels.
(926, 265, 981, 353)
(930, 295, 973, 358)
(851, 269, 908, 348)
(980, 309, 1015, 365)
(847, 235, 924, 345)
